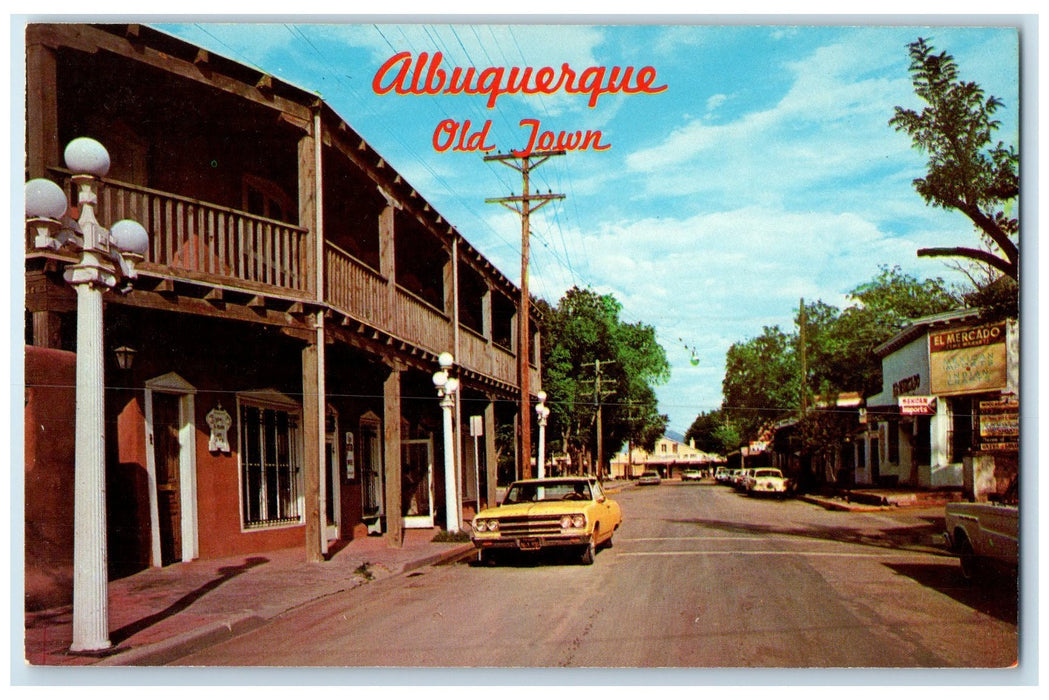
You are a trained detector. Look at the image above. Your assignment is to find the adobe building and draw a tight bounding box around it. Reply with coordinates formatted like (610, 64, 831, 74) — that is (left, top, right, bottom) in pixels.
(24, 23, 540, 608)
(862, 309, 1019, 499)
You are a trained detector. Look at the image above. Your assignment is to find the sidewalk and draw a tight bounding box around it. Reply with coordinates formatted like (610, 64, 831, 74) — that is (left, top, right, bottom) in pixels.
(797, 487, 964, 512)
(23, 528, 474, 667)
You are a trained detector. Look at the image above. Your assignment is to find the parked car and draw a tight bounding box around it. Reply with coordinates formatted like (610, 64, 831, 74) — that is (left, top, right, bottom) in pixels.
(714, 467, 731, 483)
(471, 477, 622, 565)
(744, 468, 789, 497)
(733, 469, 753, 490)
(638, 470, 662, 485)
(944, 501, 1018, 581)
(681, 469, 703, 482)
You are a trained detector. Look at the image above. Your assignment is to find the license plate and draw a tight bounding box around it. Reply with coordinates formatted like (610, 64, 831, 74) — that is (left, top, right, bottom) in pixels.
(519, 538, 541, 550)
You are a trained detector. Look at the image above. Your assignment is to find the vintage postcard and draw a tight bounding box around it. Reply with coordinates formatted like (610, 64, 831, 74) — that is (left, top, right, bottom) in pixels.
(16, 14, 1029, 683)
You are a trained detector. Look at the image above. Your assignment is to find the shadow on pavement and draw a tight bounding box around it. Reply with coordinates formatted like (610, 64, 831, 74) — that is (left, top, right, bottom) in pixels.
(667, 517, 947, 554)
(109, 556, 269, 645)
(885, 562, 1018, 625)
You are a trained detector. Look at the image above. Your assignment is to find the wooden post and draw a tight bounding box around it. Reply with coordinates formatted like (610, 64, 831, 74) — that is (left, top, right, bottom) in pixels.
(383, 363, 403, 547)
(485, 397, 498, 507)
(301, 340, 323, 562)
(25, 40, 59, 179)
(379, 196, 397, 330)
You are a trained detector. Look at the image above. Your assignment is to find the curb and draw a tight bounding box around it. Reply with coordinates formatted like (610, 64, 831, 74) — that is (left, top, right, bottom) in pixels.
(797, 494, 889, 512)
(97, 613, 266, 666)
(403, 543, 476, 573)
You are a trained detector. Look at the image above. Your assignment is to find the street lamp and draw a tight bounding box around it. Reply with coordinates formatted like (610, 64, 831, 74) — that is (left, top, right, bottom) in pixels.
(535, 391, 550, 479)
(432, 352, 460, 533)
(25, 137, 148, 653)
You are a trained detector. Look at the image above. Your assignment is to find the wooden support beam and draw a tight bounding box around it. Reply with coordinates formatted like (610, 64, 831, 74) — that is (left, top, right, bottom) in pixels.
(383, 365, 404, 548)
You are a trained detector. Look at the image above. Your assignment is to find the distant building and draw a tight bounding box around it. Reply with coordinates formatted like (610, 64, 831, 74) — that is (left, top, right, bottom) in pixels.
(610, 436, 723, 479)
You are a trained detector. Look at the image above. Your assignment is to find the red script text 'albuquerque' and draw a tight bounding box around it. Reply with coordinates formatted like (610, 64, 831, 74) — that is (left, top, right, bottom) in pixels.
(372, 51, 668, 109)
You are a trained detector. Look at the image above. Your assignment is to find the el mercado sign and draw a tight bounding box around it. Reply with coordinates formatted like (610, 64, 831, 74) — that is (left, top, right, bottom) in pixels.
(929, 322, 1007, 396)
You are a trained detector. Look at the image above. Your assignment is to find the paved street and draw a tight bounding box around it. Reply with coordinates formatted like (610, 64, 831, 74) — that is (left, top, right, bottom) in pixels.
(170, 481, 1018, 668)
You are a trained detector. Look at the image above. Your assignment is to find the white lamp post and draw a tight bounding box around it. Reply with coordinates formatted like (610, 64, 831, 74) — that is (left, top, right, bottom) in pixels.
(535, 391, 550, 479)
(26, 137, 148, 653)
(432, 352, 460, 533)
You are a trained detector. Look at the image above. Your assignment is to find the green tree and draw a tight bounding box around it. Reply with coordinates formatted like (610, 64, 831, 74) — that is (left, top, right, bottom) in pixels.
(890, 37, 1019, 280)
(540, 287, 669, 473)
(684, 409, 727, 454)
(803, 266, 959, 398)
(715, 267, 959, 449)
(720, 326, 798, 446)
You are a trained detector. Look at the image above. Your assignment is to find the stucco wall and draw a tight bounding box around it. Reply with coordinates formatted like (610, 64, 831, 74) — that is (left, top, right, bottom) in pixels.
(24, 345, 76, 610)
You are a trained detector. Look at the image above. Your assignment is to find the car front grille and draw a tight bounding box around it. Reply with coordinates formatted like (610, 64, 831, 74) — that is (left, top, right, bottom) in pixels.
(495, 515, 564, 537)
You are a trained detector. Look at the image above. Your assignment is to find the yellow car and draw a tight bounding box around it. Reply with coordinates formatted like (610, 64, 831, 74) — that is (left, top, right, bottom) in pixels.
(472, 477, 622, 565)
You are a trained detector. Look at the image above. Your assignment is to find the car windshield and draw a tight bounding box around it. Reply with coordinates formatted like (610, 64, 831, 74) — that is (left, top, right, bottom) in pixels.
(755, 469, 782, 478)
(503, 480, 592, 504)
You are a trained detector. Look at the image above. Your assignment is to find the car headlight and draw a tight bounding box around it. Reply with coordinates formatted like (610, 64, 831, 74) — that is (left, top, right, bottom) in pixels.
(474, 518, 499, 532)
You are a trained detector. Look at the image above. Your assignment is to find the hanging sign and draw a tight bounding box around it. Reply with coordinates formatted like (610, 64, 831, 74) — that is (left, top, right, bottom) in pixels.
(899, 396, 936, 416)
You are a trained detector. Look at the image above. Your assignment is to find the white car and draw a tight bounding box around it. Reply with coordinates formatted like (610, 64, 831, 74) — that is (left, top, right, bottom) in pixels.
(637, 470, 662, 485)
(944, 502, 1018, 581)
(744, 468, 789, 497)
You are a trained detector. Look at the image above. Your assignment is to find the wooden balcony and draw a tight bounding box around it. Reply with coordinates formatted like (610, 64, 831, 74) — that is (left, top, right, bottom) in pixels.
(45, 172, 311, 297)
(27, 173, 529, 391)
(325, 242, 453, 358)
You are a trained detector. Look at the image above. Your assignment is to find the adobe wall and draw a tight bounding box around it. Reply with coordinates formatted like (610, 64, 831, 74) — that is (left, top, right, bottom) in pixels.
(24, 345, 76, 610)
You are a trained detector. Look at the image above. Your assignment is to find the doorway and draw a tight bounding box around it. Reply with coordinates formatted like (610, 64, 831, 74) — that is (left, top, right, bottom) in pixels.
(359, 414, 384, 532)
(324, 434, 341, 541)
(152, 392, 182, 565)
(144, 372, 198, 567)
(402, 438, 434, 528)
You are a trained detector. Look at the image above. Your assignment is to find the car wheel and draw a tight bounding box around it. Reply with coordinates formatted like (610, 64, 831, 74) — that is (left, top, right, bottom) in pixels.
(958, 534, 979, 582)
(580, 535, 596, 565)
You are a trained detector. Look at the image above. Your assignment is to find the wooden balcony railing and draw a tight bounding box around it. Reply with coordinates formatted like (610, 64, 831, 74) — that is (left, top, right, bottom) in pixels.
(51, 172, 310, 295)
(325, 242, 391, 327)
(325, 242, 452, 356)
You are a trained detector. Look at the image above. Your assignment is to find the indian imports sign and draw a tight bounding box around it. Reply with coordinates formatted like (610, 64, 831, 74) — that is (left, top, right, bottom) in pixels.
(978, 399, 1019, 452)
(899, 396, 936, 415)
(929, 322, 1008, 395)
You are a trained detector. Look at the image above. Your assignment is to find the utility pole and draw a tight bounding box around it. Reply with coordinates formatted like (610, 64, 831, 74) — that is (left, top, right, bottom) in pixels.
(581, 359, 616, 480)
(485, 149, 565, 479)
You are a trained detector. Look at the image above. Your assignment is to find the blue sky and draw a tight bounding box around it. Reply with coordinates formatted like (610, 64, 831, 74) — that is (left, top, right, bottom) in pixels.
(154, 21, 1020, 434)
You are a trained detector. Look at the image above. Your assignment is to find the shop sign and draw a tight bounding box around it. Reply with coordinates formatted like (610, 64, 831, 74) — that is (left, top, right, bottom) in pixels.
(929, 322, 1007, 395)
(899, 396, 936, 415)
(978, 399, 1019, 452)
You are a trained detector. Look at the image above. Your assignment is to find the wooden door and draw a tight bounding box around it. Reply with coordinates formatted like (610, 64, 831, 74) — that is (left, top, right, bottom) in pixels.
(153, 392, 182, 565)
